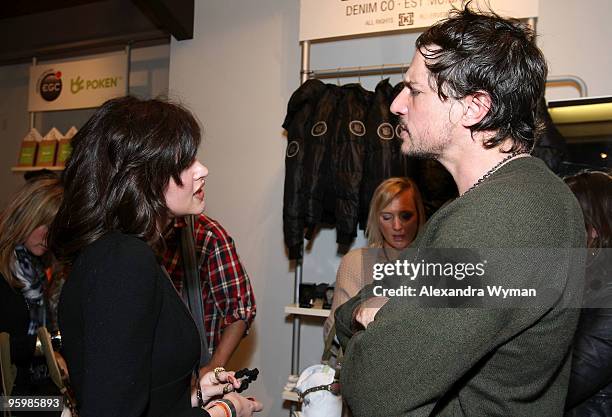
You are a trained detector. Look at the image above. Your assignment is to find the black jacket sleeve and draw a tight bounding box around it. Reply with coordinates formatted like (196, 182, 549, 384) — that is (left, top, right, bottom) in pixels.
(78, 239, 160, 416)
(566, 306, 612, 409)
(282, 79, 327, 259)
(0, 276, 36, 367)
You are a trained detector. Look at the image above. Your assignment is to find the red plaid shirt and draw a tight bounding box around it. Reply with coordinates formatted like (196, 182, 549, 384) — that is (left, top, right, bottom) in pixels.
(161, 215, 256, 354)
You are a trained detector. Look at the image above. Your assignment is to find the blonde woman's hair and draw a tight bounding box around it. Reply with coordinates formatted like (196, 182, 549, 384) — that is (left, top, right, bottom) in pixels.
(366, 177, 426, 247)
(0, 177, 63, 288)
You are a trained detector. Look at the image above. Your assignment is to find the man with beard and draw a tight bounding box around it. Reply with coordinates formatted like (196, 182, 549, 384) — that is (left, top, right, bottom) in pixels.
(334, 4, 586, 417)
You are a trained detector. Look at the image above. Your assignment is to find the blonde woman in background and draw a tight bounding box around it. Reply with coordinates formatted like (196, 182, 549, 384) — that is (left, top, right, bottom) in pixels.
(0, 177, 63, 401)
(324, 177, 425, 339)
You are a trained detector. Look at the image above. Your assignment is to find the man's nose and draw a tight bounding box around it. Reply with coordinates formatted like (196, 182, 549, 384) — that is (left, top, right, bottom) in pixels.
(390, 88, 408, 115)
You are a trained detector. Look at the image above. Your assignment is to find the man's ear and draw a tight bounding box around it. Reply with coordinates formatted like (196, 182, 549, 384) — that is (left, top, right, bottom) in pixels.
(461, 91, 492, 127)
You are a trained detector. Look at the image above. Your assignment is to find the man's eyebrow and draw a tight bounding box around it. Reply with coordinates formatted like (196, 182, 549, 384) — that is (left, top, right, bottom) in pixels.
(403, 79, 421, 88)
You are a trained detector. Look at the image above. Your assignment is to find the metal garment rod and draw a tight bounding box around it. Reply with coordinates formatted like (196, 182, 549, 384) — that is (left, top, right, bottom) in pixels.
(291, 40, 312, 379)
(309, 64, 588, 98)
(285, 39, 312, 417)
(309, 63, 408, 80)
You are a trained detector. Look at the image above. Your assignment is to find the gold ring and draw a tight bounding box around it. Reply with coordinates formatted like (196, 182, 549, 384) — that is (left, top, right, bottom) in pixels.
(223, 383, 234, 394)
(213, 367, 226, 382)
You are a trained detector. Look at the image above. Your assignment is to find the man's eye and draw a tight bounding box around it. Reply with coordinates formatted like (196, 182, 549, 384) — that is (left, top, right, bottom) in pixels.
(409, 89, 421, 96)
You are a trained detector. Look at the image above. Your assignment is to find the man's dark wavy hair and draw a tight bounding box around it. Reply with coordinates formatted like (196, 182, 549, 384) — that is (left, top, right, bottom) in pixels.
(49, 96, 201, 262)
(416, 1, 547, 152)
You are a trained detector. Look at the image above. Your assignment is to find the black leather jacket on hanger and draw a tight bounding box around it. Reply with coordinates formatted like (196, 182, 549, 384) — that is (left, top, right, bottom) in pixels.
(359, 79, 396, 229)
(303, 84, 343, 240)
(282, 79, 327, 260)
(359, 79, 421, 228)
(332, 83, 372, 245)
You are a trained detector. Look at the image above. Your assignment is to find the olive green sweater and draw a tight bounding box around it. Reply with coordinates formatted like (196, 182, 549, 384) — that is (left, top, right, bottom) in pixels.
(336, 157, 586, 417)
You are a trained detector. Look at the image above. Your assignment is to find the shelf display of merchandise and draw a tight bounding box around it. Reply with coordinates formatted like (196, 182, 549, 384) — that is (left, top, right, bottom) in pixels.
(13, 126, 77, 172)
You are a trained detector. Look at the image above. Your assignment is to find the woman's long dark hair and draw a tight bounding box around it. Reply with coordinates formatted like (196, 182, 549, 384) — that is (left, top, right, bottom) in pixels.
(565, 171, 612, 249)
(48, 96, 201, 262)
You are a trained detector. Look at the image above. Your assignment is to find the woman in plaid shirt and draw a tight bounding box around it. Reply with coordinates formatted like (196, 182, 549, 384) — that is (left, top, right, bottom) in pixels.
(162, 214, 256, 375)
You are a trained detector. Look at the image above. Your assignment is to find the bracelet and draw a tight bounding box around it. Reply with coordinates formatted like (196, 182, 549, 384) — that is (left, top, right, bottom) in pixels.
(213, 402, 230, 417)
(197, 386, 204, 409)
(209, 399, 236, 417)
(208, 399, 233, 417)
(220, 399, 237, 417)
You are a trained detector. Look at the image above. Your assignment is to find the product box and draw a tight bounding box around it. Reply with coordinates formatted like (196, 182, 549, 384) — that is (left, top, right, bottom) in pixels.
(36, 127, 62, 167)
(17, 128, 43, 166)
(57, 126, 78, 166)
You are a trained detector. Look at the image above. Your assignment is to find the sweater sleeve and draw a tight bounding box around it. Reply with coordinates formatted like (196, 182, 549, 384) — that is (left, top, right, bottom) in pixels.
(337, 244, 582, 416)
(339, 302, 565, 416)
(334, 282, 373, 349)
(324, 249, 366, 340)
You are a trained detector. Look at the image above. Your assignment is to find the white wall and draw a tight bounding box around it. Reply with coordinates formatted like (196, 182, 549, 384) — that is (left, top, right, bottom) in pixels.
(539, 0, 612, 101)
(169, 1, 611, 416)
(0, 44, 170, 209)
(169, 2, 317, 415)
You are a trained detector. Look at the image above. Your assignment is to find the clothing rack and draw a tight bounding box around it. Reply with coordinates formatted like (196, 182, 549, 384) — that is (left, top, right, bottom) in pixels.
(303, 61, 588, 97)
(300, 34, 588, 94)
(303, 62, 409, 81)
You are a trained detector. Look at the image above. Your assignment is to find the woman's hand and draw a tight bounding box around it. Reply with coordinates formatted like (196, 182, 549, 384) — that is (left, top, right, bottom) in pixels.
(222, 392, 263, 417)
(191, 368, 241, 407)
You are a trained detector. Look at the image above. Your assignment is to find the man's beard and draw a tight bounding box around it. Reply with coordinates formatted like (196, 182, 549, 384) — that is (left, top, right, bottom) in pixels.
(399, 127, 444, 159)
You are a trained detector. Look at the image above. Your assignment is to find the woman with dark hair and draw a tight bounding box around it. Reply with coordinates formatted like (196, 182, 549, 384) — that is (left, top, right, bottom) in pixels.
(48, 96, 262, 417)
(323, 177, 425, 339)
(0, 178, 63, 401)
(565, 171, 612, 417)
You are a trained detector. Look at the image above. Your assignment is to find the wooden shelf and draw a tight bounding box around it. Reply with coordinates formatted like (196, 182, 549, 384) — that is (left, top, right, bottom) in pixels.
(11, 166, 64, 172)
(285, 299, 331, 318)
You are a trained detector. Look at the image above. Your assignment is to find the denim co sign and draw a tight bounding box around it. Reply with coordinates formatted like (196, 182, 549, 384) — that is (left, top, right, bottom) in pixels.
(299, 0, 539, 41)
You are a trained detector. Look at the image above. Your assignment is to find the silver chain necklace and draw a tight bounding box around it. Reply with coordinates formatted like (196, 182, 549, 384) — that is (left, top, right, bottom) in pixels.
(461, 152, 526, 197)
